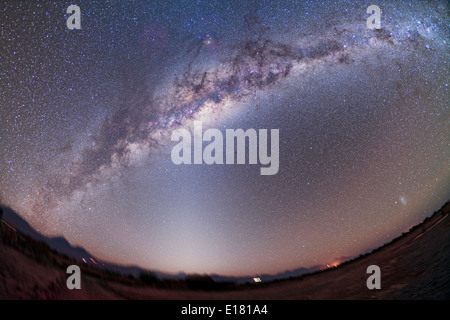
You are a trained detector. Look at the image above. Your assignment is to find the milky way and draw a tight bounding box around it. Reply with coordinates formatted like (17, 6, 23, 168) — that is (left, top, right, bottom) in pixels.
(1, 0, 449, 276)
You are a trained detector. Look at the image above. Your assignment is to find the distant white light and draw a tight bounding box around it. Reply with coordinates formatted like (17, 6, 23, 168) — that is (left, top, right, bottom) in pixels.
(253, 277, 261, 283)
(399, 196, 407, 205)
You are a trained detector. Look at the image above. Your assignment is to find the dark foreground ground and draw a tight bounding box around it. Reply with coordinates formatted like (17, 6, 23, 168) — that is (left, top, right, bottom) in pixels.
(1, 202, 449, 299)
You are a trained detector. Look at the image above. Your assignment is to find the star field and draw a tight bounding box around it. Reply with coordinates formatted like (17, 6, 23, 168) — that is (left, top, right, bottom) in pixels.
(0, 0, 449, 276)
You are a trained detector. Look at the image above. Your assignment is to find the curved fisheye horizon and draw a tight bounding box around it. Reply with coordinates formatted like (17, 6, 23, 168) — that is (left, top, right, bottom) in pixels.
(0, 0, 448, 278)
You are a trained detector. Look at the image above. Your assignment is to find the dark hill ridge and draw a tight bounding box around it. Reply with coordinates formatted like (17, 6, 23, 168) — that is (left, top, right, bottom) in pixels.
(1, 206, 95, 262)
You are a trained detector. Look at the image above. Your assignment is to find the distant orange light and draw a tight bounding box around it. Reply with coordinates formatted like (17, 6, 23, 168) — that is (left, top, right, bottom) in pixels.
(327, 262, 340, 268)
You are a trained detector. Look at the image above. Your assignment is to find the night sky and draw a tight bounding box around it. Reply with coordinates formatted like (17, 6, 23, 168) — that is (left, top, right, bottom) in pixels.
(1, 0, 449, 277)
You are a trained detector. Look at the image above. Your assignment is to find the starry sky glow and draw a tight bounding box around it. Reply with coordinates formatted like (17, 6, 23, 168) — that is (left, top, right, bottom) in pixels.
(1, 0, 449, 276)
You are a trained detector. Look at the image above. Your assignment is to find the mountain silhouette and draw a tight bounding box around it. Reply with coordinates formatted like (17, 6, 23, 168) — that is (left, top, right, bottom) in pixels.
(0, 205, 98, 262)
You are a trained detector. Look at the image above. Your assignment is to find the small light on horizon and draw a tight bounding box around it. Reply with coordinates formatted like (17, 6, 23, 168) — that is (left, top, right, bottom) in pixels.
(327, 262, 339, 268)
